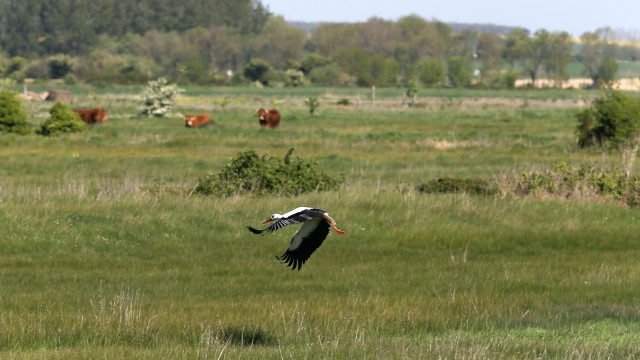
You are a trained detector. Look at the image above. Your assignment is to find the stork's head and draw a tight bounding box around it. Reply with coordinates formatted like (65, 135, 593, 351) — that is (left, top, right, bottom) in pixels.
(261, 213, 283, 224)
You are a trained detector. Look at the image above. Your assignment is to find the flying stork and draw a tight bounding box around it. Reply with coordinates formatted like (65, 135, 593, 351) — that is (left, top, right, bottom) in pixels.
(247, 207, 346, 270)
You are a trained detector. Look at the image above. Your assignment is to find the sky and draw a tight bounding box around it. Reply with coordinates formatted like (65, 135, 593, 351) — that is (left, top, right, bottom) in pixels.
(261, 0, 640, 38)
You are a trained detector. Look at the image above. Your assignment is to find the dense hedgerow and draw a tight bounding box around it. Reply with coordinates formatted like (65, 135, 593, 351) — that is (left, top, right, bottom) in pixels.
(0, 90, 30, 135)
(416, 177, 497, 195)
(418, 162, 640, 207)
(502, 162, 640, 206)
(194, 148, 342, 197)
(38, 102, 86, 136)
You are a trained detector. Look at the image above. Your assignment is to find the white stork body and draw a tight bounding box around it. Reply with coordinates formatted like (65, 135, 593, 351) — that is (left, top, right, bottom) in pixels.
(247, 207, 346, 270)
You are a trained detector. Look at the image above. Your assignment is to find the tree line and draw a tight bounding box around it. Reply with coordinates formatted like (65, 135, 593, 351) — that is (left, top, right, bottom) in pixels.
(0, 0, 638, 88)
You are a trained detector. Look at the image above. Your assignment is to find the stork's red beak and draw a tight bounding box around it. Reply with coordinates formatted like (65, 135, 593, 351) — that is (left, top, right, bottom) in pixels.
(261, 217, 273, 224)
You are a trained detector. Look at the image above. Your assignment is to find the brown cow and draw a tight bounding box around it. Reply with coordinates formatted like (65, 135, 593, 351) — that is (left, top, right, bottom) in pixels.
(256, 108, 280, 128)
(183, 113, 211, 128)
(74, 108, 108, 124)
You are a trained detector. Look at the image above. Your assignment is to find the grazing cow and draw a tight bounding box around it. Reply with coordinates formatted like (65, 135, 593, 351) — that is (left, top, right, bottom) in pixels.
(183, 113, 211, 128)
(256, 108, 280, 128)
(74, 108, 108, 124)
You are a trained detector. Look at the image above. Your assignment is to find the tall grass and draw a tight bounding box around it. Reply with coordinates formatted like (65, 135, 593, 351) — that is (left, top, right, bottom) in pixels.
(1, 87, 639, 358)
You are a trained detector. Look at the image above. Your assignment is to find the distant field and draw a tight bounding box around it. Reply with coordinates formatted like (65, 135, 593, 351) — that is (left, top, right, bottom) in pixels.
(1, 86, 640, 359)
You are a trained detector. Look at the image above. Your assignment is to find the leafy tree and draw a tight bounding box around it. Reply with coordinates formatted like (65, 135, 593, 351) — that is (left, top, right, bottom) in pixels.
(576, 91, 640, 177)
(0, 0, 272, 56)
(502, 29, 530, 68)
(208, 26, 245, 72)
(300, 53, 331, 75)
(4, 56, 29, 82)
(333, 48, 371, 86)
(395, 15, 434, 65)
(522, 29, 551, 87)
(357, 17, 399, 58)
(38, 102, 86, 136)
(544, 32, 573, 86)
(333, 48, 396, 87)
(447, 57, 471, 88)
(1, 0, 43, 56)
(476, 33, 504, 84)
(597, 54, 619, 88)
(48, 54, 74, 79)
(308, 64, 353, 87)
(448, 29, 477, 58)
(243, 58, 271, 84)
(0, 90, 30, 135)
(369, 55, 398, 87)
(579, 29, 617, 88)
(252, 16, 306, 70)
(311, 23, 359, 58)
(417, 58, 445, 87)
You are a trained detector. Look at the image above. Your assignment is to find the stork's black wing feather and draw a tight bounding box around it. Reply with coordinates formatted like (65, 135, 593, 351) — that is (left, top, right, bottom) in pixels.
(247, 226, 264, 234)
(276, 220, 330, 270)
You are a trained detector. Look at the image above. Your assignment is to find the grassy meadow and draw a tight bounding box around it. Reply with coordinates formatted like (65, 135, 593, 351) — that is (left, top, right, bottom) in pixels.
(1, 86, 640, 359)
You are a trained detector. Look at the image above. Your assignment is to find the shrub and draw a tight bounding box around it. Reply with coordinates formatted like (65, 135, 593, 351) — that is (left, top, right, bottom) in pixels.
(508, 162, 630, 200)
(447, 57, 472, 88)
(4, 56, 27, 77)
(417, 58, 446, 88)
(336, 98, 351, 106)
(306, 96, 319, 115)
(139, 77, 183, 117)
(300, 53, 331, 75)
(0, 90, 30, 135)
(38, 102, 86, 136)
(576, 90, 640, 177)
(500, 69, 520, 89)
(416, 177, 496, 195)
(48, 54, 74, 79)
(64, 73, 79, 85)
(285, 69, 307, 87)
(243, 58, 271, 85)
(194, 148, 342, 197)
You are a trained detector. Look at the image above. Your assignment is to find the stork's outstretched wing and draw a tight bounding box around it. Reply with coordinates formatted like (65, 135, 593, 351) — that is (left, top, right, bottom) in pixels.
(276, 218, 330, 270)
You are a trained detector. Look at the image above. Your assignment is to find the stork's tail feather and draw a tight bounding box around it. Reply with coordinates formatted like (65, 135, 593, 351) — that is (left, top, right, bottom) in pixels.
(247, 226, 266, 234)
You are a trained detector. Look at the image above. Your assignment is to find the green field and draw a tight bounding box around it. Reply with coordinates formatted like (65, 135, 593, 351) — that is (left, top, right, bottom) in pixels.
(1, 87, 640, 359)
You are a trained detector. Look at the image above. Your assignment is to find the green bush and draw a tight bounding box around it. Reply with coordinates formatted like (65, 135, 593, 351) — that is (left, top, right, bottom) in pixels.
(417, 58, 446, 87)
(243, 58, 271, 85)
(285, 69, 307, 87)
(308, 64, 353, 87)
(500, 69, 520, 89)
(447, 57, 472, 88)
(511, 162, 633, 201)
(576, 91, 640, 149)
(306, 96, 319, 115)
(416, 177, 496, 195)
(48, 54, 74, 79)
(194, 148, 342, 197)
(576, 91, 640, 177)
(38, 102, 86, 136)
(0, 90, 30, 135)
